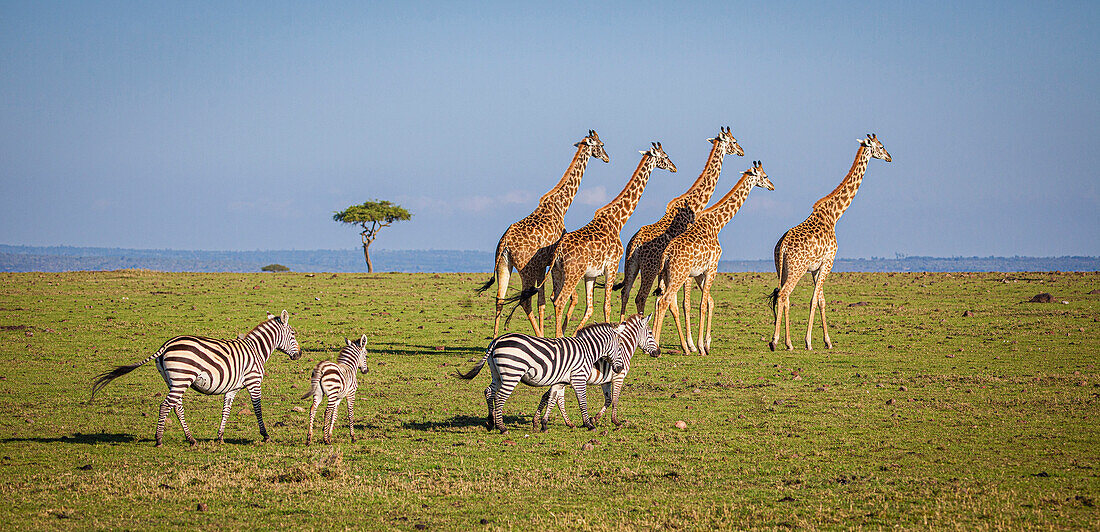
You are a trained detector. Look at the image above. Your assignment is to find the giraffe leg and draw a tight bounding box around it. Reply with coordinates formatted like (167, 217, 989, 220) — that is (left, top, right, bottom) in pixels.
(683, 281, 698, 353)
(602, 262, 617, 324)
(666, 289, 691, 355)
(492, 260, 512, 337)
(700, 271, 716, 356)
(518, 269, 543, 336)
(217, 389, 238, 444)
(652, 294, 668, 348)
(536, 281, 547, 337)
(618, 254, 640, 323)
(573, 276, 597, 335)
(770, 271, 801, 351)
(805, 268, 821, 350)
(816, 262, 834, 349)
(634, 262, 659, 317)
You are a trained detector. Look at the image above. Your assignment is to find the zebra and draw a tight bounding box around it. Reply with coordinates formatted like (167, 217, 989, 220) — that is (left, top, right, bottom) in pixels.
(91, 310, 302, 447)
(458, 315, 654, 433)
(532, 314, 656, 431)
(303, 334, 369, 445)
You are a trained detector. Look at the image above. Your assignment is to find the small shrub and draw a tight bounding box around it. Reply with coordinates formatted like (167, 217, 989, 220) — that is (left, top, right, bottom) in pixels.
(261, 264, 290, 272)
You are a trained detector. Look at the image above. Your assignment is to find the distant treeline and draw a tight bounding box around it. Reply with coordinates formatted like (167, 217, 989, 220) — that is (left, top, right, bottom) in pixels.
(1, 245, 1097, 273)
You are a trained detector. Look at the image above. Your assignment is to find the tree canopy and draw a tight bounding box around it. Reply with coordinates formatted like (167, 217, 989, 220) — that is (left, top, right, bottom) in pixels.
(333, 200, 412, 273)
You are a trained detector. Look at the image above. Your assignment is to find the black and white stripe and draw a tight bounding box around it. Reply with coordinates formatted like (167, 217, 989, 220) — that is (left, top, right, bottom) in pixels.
(303, 334, 369, 445)
(458, 317, 643, 433)
(534, 314, 657, 431)
(91, 310, 302, 447)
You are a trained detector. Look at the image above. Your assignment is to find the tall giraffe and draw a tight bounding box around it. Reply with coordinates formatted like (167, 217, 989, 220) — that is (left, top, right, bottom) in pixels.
(768, 134, 892, 351)
(652, 161, 774, 355)
(476, 130, 609, 337)
(616, 127, 743, 322)
(548, 142, 677, 337)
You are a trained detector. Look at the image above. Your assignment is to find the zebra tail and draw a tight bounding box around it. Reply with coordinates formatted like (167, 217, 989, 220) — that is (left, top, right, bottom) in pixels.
(301, 366, 323, 400)
(90, 344, 168, 400)
(456, 344, 492, 380)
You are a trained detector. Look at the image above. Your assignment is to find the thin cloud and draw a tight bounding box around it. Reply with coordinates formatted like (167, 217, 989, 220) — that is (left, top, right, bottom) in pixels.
(575, 186, 609, 206)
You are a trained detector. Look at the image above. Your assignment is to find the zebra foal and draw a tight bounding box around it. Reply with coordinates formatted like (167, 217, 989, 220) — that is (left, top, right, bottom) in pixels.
(91, 310, 302, 447)
(304, 335, 369, 445)
(458, 319, 636, 434)
(533, 314, 656, 431)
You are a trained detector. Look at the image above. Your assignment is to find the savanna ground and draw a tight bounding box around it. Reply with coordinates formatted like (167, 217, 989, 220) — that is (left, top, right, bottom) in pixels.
(0, 270, 1097, 530)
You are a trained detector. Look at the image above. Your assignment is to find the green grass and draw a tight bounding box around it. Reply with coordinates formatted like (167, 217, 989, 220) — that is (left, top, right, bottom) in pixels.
(0, 270, 1097, 529)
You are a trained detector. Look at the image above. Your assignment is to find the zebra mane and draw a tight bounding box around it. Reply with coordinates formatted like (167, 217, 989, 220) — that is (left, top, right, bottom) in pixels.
(574, 321, 615, 335)
(243, 317, 279, 339)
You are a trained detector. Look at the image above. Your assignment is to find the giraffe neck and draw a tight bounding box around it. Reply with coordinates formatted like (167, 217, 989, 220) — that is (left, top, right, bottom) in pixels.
(593, 154, 658, 234)
(666, 141, 726, 214)
(538, 148, 591, 221)
(813, 145, 871, 225)
(696, 172, 753, 233)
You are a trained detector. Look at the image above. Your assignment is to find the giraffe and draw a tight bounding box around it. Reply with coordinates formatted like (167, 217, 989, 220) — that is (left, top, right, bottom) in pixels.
(476, 130, 609, 337)
(616, 127, 743, 322)
(548, 142, 677, 337)
(652, 161, 774, 356)
(768, 133, 892, 351)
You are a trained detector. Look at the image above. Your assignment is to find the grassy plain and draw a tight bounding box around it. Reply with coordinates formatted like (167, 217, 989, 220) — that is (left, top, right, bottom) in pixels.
(0, 270, 1097, 530)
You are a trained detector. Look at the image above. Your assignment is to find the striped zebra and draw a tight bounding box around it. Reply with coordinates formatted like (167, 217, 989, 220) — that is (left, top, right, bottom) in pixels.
(303, 335, 369, 445)
(532, 314, 655, 431)
(91, 310, 302, 447)
(458, 315, 655, 433)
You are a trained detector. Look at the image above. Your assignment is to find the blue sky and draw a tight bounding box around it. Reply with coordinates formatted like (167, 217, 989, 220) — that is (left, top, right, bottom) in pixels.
(2, 1, 1097, 259)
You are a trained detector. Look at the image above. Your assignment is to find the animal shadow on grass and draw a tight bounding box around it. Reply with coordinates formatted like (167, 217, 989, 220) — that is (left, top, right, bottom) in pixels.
(373, 344, 484, 358)
(2, 434, 259, 446)
(402, 414, 528, 433)
(2, 433, 142, 445)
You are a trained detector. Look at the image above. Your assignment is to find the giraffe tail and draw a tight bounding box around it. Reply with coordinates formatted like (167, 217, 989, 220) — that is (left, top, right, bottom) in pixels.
(475, 236, 510, 294)
(90, 342, 170, 400)
(766, 288, 780, 319)
(611, 281, 624, 291)
(502, 286, 539, 327)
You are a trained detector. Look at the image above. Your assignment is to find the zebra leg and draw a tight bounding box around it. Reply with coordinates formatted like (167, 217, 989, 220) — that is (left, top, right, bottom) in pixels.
(609, 374, 627, 426)
(345, 393, 356, 443)
(307, 390, 323, 445)
(155, 384, 189, 447)
(534, 389, 552, 431)
(571, 374, 595, 430)
(217, 389, 239, 444)
(593, 383, 611, 424)
(483, 385, 495, 431)
(173, 401, 198, 447)
(246, 383, 269, 443)
(555, 385, 575, 429)
(323, 397, 342, 445)
(492, 379, 518, 434)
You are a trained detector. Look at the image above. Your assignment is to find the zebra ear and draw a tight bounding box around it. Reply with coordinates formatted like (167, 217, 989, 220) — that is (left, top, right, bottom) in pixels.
(643, 314, 652, 326)
(267, 312, 276, 321)
(280, 309, 289, 324)
(360, 334, 368, 346)
(614, 323, 627, 334)
(345, 337, 352, 347)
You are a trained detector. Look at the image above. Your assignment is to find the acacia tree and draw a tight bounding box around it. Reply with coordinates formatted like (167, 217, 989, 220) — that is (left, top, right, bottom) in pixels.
(333, 200, 412, 273)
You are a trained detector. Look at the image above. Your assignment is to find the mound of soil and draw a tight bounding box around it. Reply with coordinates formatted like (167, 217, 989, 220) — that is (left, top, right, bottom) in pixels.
(1029, 293, 1054, 303)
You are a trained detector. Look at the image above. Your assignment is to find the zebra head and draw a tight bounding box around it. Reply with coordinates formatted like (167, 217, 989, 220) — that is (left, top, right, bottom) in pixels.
(269, 310, 301, 360)
(609, 323, 629, 374)
(628, 314, 660, 358)
(346, 334, 369, 374)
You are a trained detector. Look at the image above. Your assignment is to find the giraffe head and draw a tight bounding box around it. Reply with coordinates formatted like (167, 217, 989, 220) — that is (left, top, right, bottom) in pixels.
(858, 133, 892, 162)
(744, 160, 774, 190)
(708, 126, 745, 157)
(575, 129, 610, 163)
(640, 142, 677, 173)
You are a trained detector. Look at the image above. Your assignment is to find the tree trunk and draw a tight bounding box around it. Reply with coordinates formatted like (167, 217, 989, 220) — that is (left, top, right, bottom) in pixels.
(361, 242, 373, 273)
